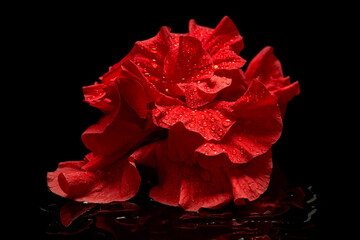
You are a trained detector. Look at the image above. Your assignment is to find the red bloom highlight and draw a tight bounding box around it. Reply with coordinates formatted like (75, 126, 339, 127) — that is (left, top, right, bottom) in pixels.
(47, 16, 299, 211)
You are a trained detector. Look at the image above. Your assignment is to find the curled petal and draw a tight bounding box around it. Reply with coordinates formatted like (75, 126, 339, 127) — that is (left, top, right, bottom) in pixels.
(149, 140, 233, 211)
(130, 26, 178, 93)
(47, 155, 141, 203)
(245, 46, 300, 116)
(196, 80, 282, 164)
(117, 60, 161, 118)
(167, 123, 204, 163)
(189, 16, 245, 71)
(129, 140, 163, 169)
(216, 69, 248, 101)
(176, 75, 232, 108)
(272, 81, 300, 116)
(153, 98, 237, 141)
(188, 19, 213, 46)
(164, 36, 213, 86)
(82, 82, 157, 161)
(226, 151, 273, 204)
(178, 165, 233, 211)
(189, 16, 244, 56)
(148, 140, 182, 207)
(83, 82, 117, 114)
(211, 49, 246, 70)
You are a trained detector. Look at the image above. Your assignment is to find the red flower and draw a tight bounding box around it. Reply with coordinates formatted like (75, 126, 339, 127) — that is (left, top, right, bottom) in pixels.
(47, 16, 299, 210)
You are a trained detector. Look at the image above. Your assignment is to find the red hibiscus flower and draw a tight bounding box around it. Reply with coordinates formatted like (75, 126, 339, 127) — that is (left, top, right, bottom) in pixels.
(47, 16, 299, 210)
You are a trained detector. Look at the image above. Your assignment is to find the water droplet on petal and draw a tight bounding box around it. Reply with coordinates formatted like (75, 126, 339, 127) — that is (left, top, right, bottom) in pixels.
(151, 62, 158, 68)
(150, 47, 157, 53)
(222, 119, 232, 127)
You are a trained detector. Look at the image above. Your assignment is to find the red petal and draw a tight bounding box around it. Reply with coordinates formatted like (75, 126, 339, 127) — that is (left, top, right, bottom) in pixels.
(216, 69, 248, 101)
(82, 86, 156, 159)
(83, 82, 117, 114)
(130, 27, 180, 94)
(176, 75, 232, 108)
(245, 47, 284, 82)
(164, 36, 213, 82)
(149, 141, 181, 207)
(129, 140, 163, 169)
(202, 16, 244, 56)
(47, 156, 141, 203)
(245, 46, 300, 115)
(272, 81, 300, 116)
(120, 60, 160, 102)
(118, 78, 148, 119)
(178, 165, 233, 211)
(153, 98, 237, 141)
(189, 17, 245, 70)
(116, 60, 161, 118)
(167, 123, 204, 163)
(188, 19, 213, 46)
(149, 140, 233, 211)
(196, 80, 282, 164)
(212, 49, 246, 70)
(196, 149, 238, 170)
(226, 150, 273, 203)
(162, 36, 214, 97)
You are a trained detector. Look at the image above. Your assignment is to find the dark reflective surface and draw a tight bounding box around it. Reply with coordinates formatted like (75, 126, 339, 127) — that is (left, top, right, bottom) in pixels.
(40, 167, 320, 239)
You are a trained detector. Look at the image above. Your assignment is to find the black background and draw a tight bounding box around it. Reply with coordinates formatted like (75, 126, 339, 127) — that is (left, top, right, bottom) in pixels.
(30, 2, 350, 238)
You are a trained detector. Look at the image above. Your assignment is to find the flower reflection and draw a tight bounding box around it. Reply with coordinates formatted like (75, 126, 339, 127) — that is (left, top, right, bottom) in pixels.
(43, 166, 318, 239)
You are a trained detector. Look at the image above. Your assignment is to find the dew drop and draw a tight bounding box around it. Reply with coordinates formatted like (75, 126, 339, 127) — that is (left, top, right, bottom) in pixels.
(213, 65, 219, 70)
(222, 119, 232, 127)
(150, 47, 158, 53)
(218, 129, 223, 136)
(231, 149, 237, 155)
(202, 121, 207, 127)
(151, 62, 158, 68)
